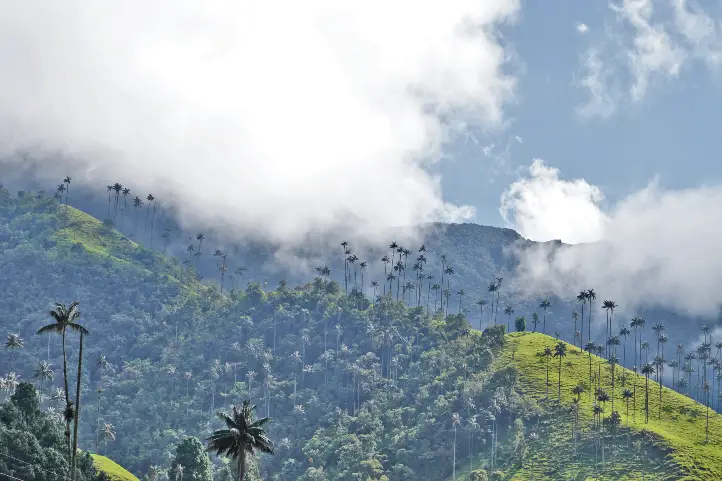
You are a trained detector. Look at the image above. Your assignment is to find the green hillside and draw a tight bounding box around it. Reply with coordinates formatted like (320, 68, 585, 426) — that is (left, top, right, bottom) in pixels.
(91, 454, 140, 481)
(484, 332, 721, 480)
(1, 191, 721, 480)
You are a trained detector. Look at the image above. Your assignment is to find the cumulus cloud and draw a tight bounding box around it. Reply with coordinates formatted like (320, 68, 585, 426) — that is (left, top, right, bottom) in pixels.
(0, 1, 520, 246)
(502, 160, 722, 317)
(500, 159, 608, 244)
(576, 0, 722, 118)
(576, 23, 590, 34)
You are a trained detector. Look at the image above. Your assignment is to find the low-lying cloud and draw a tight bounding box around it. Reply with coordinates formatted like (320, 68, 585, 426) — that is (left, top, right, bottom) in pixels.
(0, 1, 520, 245)
(502, 159, 722, 317)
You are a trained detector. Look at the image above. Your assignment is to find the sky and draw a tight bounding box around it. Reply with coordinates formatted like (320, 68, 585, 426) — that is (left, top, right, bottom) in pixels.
(0, 0, 721, 315)
(445, 0, 722, 234)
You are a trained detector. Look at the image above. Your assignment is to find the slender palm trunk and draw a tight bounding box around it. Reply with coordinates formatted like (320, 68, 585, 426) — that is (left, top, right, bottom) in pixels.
(239, 449, 246, 481)
(62, 330, 72, 463)
(71, 332, 84, 481)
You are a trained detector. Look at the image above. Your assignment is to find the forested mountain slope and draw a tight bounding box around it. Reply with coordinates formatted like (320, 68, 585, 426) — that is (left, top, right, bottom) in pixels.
(0, 191, 720, 480)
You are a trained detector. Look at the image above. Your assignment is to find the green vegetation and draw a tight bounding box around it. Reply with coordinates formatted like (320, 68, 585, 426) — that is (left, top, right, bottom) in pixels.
(92, 454, 140, 481)
(0, 186, 721, 480)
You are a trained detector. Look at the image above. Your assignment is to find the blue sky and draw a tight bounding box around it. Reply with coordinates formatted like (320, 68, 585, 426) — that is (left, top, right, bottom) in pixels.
(439, 0, 722, 228)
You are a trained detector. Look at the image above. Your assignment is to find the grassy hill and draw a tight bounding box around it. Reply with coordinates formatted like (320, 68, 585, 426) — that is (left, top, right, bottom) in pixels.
(483, 332, 722, 480)
(91, 455, 140, 481)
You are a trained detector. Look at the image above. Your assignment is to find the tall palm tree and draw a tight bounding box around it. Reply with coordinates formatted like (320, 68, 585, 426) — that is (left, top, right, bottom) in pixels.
(112, 183, 122, 221)
(120, 188, 131, 227)
(602, 300, 617, 358)
(641, 363, 655, 423)
(619, 326, 631, 369)
(554, 341, 568, 400)
(96, 354, 108, 452)
(487, 282, 498, 325)
(452, 412, 461, 481)
(622, 388, 634, 426)
(586, 289, 596, 345)
(572, 310, 579, 347)
(539, 298, 551, 333)
(71, 321, 89, 481)
(476, 298, 487, 330)
(503, 306, 514, 332)
(4, 333, 23, 370)
(102, 423, 115, 455)
(494, 277, 503, 324)
(206, 401, 274, 481)
(381, 255, 390, 296)
(37, 302, 83, 461)
(542, 347, 553, 397)
(145, 194, 156, 244)
(457, 289, 465, 313)
(576, 291, 587, 348)
(34, 360, 53, 406)
(132, 196, 143, 237)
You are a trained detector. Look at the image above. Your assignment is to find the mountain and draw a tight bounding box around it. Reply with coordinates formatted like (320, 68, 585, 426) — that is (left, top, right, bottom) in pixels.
(1, 188, 721, 480)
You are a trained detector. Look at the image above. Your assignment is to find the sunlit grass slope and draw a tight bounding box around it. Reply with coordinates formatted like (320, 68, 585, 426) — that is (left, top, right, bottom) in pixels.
(91, 454, 140, 481)
(498, 332, 722, 481)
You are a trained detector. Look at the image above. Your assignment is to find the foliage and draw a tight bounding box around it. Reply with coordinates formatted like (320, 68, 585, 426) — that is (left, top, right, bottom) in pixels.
(168, 437, 213, 481)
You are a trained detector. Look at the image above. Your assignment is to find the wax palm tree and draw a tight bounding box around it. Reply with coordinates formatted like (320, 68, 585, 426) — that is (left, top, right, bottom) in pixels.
(132, 196, 143, 237)
(96, 354, 108, 451)
(36, 301, 83, 461)
(66, 318, 91, 481)
(359, 261, 367, 295)
(145, 194, 155, 242)
(120, 187, 131, 227)
(4, 333, 23, 370)
(704, 380, 711, 443)
(622, 388, 634, 426)
(476, 298, 487, 329)
(576, 291, 587, 347)
(206, 401, 274, 481)
(487, 282, 498, 324)
(541, 347, 553, 397)
(106, 185, 113, 217)
(597, 390, 610, 430)
(111, 183, 122, 221)
(381, 255, 390, 296)
(539, 298, 551, 333)
(602, 300, 617, 357)
(503, 305, 514, 332)
(102, 423, 115, 455)
(619, 326, 631, 369)
(34, 360, 54, 406)
(452, 412, 461, 481)
(162, 227, 171, 253)
(641, 363, 655, 423)
(457, 289, 465, 313)
(554, 341, 568, 400)
(531, 312, 540, 333)
(493, 277, 503, 324)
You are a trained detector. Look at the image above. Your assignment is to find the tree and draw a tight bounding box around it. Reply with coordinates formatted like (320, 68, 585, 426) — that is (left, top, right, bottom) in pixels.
(452, 412, 461, 481)
(601, 300, 617, 358)
(572, 310, 579, 347)
(103, 422, 116, 455)
(539, 298, 551, 333)
(576, 291, 587, 347)
(531, 313, 539, 333)
(4, 333, 23, 370)
(36, 301, 83, 464)
(622, 388, 634, 426)
(554, 341, 568, 400)
(641, 363, 655, 423)
(503, 306, 514, 332)
(71, 319, 89, 481)
(619, 326, 631, 369)
(586, 289, 596, 346)
(206, 401, 274, 481)
(514, 316, 526, 332)
(171, 437, 213, 481)
(33, 360, 53, 406)
(476, 298, 487, 330)
(132, 196, 143, 237)
(541, 347, 553, 397)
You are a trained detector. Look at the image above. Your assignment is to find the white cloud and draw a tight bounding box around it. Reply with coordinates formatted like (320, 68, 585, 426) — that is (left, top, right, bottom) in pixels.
(576, 49, 619, 119)
(576, 23, 590, 34)
(502, 160, 722, 316)
(500, 159, 609, 244)
(0, 0, 520, 246)
(576, 0, 722, 118)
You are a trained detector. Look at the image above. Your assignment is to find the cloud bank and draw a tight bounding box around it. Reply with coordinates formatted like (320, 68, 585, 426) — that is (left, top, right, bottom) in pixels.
(0, 1, 519, 245)
(502, 160, 722, 317)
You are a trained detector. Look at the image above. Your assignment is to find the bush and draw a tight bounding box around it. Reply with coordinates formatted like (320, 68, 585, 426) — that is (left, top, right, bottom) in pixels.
(515, 316, 526, 332)
(490, 470, 505, 481)
(470, 469, 488, 481)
